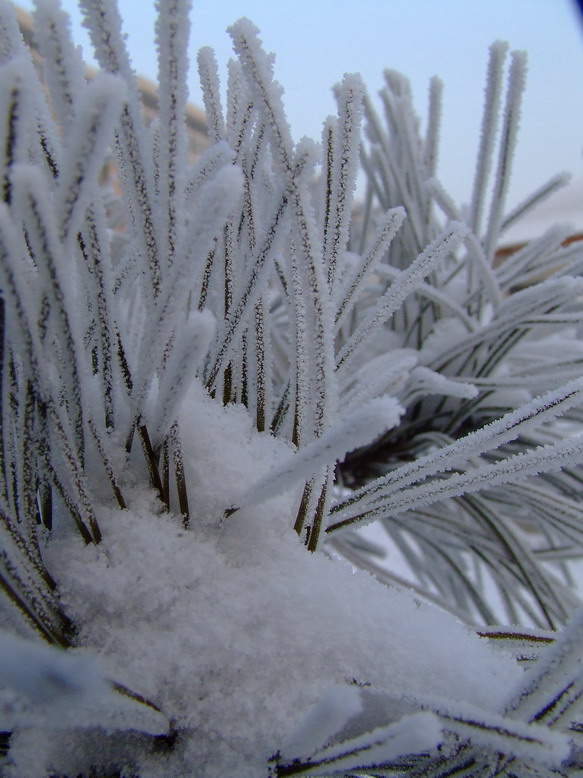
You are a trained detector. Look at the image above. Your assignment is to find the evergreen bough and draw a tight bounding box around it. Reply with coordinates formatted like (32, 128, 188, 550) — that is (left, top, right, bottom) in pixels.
(1, 1, 583, 775)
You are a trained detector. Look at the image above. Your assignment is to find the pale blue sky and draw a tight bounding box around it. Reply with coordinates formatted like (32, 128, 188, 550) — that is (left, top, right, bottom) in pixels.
(18, 0, 583, 213)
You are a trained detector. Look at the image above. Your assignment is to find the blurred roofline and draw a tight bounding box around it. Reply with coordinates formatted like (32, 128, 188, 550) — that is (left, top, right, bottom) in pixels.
(15, 5, 209, 154)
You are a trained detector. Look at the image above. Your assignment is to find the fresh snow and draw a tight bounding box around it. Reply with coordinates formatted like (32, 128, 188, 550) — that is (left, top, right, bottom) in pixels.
(20, 384, 522, 778)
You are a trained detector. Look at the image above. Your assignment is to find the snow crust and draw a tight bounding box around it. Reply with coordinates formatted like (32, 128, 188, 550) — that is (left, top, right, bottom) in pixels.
(18, 383, 523, 777)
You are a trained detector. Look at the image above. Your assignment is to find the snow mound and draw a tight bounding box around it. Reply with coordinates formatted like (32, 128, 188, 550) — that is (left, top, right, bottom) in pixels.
(31, 385, 522, 777)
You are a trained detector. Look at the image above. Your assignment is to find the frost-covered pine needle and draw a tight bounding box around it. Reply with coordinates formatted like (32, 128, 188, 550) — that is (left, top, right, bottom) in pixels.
(0, 3, 583, 776)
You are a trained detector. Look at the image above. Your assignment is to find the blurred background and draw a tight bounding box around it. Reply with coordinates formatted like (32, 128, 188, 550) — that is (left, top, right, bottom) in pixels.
(17, 0, 583, 242)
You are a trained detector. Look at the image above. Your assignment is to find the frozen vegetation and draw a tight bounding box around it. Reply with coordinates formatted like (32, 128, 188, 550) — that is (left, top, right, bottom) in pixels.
(1, 0, 583, 775)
